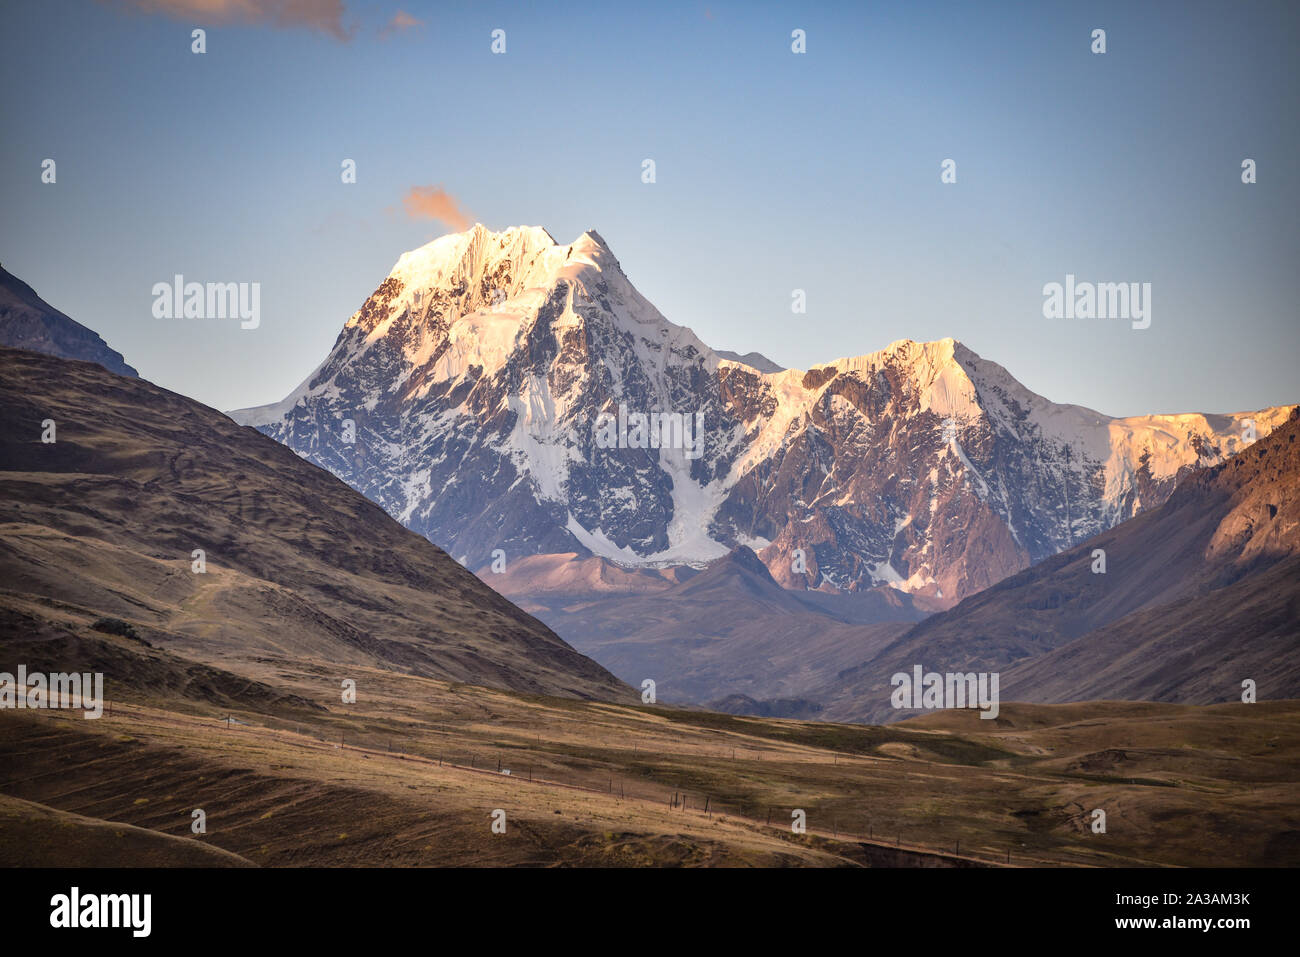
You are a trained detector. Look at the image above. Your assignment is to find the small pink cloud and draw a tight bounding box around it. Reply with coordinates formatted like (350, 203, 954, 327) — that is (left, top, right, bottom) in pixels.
(107, 0, 353, 41)
(380, 9, 423, 38)
(401, 186, 472, 232)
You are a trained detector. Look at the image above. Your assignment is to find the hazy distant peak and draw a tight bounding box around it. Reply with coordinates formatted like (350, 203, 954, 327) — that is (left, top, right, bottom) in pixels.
(715, 350, 785, 373)
(0, 264, 138, 378)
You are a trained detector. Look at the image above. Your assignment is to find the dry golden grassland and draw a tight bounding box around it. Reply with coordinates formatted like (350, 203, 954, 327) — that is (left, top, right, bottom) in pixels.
(2, 648, 1296, 867)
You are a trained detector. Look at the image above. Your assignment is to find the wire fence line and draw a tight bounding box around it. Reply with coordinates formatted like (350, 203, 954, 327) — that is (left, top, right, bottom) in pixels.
(93, 703, 1025, 867)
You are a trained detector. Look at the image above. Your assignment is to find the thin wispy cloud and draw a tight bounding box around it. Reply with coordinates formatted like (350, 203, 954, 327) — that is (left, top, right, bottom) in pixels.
(401, 186, 472, 232)
(107, 0, 353, 41)
(379, 10, 423, 39)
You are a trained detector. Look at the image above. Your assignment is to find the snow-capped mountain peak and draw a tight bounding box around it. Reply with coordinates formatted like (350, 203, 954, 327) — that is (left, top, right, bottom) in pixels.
(231, 226, 1294, 606)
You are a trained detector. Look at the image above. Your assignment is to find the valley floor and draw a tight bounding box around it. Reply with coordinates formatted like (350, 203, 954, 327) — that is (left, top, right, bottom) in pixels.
(2, 647, 1297, 867)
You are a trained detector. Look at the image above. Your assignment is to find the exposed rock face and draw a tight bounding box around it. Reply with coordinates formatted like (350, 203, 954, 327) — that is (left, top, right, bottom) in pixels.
(231, 225, 1294, 607)
(0, 265, 138, 378)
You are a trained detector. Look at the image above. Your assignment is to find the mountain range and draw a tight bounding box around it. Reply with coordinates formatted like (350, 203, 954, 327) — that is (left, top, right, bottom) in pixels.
(232, 224, 1292, 613)
(3, 228, 1294, 721)
(218, 224, 1296, 711)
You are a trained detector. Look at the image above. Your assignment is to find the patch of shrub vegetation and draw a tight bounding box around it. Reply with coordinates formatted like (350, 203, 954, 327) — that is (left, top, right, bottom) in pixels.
(91, 617, 150, 646)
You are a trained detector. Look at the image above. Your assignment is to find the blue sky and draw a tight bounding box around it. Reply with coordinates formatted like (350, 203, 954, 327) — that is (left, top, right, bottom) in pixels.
(1, 0, 1296, 416)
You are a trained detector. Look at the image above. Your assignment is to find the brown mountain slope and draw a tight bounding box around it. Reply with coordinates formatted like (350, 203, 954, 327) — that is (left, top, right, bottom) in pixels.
(817, 408, 1300, 723)
(0, 793, 255, 867)
(0, 347, 628, 701)
(1000, 555, 1300, 704)
(486, 546, 921, 706)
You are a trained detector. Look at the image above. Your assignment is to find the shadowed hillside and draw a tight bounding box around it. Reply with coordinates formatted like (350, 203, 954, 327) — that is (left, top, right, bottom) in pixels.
(0, 347, 628, 701)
